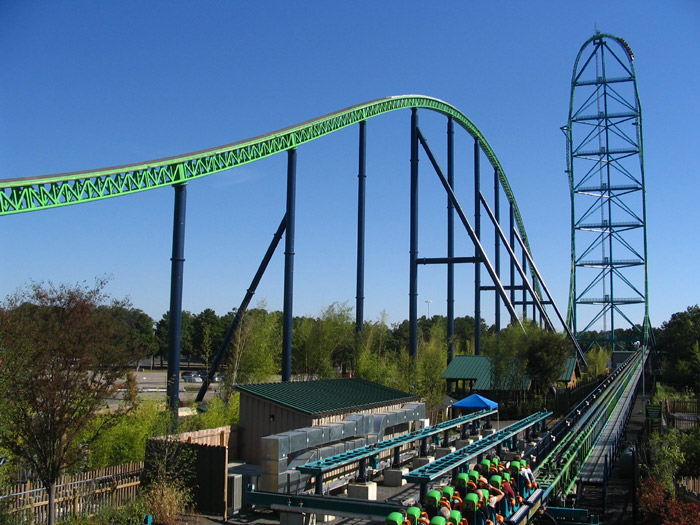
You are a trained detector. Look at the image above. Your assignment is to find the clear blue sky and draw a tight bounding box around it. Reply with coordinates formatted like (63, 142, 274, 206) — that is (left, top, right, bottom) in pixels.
(1, 1, 698, 331)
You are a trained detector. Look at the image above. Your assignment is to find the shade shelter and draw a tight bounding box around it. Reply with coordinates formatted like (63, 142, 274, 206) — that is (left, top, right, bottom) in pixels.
(453, 393, 498, 410)
(453, 393, 499, 430)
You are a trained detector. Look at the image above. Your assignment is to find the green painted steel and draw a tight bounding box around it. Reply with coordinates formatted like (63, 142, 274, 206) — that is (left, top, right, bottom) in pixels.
(404, 411, 552, 483)
(0, 95, 535, 269)
(564, 34, 651, 351)
(297, 408, 497, 475)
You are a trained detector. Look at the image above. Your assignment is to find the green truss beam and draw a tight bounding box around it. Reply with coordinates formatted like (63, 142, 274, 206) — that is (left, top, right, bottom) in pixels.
(0, 95, 534, 269)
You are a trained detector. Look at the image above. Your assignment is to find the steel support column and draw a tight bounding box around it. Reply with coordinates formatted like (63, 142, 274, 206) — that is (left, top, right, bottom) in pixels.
(474, 139, 481, 355)
(494, 168, 501, 333)
(282, 148, 297, 382)
(167, 183, 187, 426)
(447, 117, 455, 365)
(356, 121, 367, 333)
(409, 108, 419, 360)
(509, 204, 516, 321)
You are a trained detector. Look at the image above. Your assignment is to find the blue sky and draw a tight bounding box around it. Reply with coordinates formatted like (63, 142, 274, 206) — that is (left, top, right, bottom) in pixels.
(1, 1, 698, 332)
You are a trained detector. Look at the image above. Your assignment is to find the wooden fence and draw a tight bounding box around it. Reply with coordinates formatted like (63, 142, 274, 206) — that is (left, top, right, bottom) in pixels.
(0, 462, 143, 524)
(680, 477, 700, 496)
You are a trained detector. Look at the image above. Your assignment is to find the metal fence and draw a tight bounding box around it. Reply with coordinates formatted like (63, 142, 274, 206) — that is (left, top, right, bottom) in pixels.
(665, 399, 699, 430)
(0, 462, 143, 524)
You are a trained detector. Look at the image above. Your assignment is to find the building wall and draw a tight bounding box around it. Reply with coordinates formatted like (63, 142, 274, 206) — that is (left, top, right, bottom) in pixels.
(240, 395, 419, 464)
(239, 395, 314, 463)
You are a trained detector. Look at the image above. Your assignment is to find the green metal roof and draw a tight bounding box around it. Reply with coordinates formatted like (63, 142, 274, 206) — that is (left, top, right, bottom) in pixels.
(236, 378, 419, 416)
(441, 355, 530, 390)
(559, 357, 579, 383)
(442, 355, 579, 390)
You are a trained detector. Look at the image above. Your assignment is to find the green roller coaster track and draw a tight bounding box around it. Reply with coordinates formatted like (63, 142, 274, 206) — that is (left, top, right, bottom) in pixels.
(0, 95, 534, 258)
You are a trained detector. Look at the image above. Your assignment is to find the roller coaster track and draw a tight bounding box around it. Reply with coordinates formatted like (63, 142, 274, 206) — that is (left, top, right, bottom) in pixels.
(0, 95, 535, 262)
(533, 351, 641, 504)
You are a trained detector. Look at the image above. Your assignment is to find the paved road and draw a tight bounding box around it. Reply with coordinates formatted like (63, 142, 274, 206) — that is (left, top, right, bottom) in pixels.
(107, 369, 220, 409)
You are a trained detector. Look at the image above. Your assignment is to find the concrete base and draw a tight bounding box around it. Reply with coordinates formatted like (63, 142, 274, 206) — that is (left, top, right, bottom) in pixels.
(435, 447, 455, 459)
(383, 468, 408, 487)
(455, 439, 475, 448)
(347, 481, 377, 500)
(482, 428, 497, 436)
(413, 456, 435, 469)
(315, 514, 336, 522)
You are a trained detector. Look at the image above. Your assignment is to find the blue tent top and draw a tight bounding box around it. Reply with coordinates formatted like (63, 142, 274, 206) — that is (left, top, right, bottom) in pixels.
(452, 393, 498, 410)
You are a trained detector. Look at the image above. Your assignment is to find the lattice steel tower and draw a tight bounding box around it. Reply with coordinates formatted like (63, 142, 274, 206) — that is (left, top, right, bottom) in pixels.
(564, 32, 651, 352)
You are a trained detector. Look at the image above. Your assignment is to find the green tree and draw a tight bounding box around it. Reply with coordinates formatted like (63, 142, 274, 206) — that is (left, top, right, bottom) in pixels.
(222, 304, 281, 392)
(0, 279, 150, 525)
(154, 310, 195, 367)
(355, 314, 400, 387)
(585, 346, 611, 378)
(293, 303, 354, 379)
(656, 306, 700, 391)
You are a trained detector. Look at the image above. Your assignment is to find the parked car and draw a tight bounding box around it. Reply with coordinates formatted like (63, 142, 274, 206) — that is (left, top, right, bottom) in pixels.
(181, 371, 203, 383)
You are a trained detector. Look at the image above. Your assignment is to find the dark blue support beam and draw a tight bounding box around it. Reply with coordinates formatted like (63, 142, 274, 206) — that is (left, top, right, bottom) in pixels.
(282, 148, 297, 382)
(356, 120, 367, 333)
(447, 117, 455, 365)
(494, 168, 501, 334)
(196, 214, 287, 402)
(510, 204, 516, 322)
(167, 182, 187, 427)
(409, 108, 419, 360)
(474, 139, 481, 355)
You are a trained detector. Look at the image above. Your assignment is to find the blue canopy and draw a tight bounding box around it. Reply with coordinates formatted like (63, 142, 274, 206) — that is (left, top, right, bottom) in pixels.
(452, 393, 498, 410)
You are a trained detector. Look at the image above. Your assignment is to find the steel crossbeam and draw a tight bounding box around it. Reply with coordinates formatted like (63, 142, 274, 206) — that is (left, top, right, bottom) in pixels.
(246, 490, 401, 520)
(404, 411, 551, 483)
(296, 409, 497, 475)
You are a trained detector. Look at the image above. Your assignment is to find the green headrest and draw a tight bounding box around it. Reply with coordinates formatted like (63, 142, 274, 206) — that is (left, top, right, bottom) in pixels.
(503, 472, 511, 482)
(456, 472, 469, 486)
(489, 475, 502, 488)
(480, 458, 491, 467)
(430, 517, 446, 525)
(468, 470, 480, 483)
(406, 507, 421, 521)
(481, 489, 490, 500)
(442, 486, 455, 499)
(426, 490, 442, 506)
(464, 492, 479, 510)
(448, 510, 462, 525)
(386, 512, 404, 525)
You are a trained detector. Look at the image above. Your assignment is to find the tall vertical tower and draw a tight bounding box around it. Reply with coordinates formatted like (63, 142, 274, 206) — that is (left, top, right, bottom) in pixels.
(565, 32, 651, 353)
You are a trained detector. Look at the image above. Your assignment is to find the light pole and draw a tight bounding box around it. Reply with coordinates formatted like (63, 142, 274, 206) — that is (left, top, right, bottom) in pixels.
(425, 300, 432, 318)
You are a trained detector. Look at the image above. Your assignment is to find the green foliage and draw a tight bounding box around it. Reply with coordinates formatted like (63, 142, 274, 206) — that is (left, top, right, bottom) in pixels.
(293, 303, 354, 379)
(0, 279, 151, 525)
(143, 434, 195, 525)
(415, 322, 447, 412)
(355, 316, 401, 388)
(180, 394, 240, 433)
(648, 429, 684, 496)
(57, 497, 148, 525)
(656, 305, 700, 392)
(653, 384, 695, 403)
(584, 346, 611, 378)
(482, 323, 528, 391)
(85, 401, 171, 470)
(225, 304, 280, 388)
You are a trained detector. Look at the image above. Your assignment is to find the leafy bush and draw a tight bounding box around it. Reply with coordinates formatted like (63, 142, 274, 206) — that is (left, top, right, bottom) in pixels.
(57, 497, 148, 525)
(86, 401, 171, 469)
